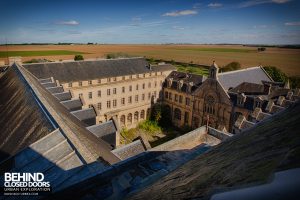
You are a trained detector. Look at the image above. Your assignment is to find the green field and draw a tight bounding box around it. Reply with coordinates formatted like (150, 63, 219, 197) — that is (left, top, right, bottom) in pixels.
(175, 48, 256, 53)
(0, 50, 86, 58)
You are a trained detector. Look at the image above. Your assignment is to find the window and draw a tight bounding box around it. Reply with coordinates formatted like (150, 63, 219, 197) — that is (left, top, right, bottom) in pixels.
(107, 78, 111, 82)
(98, 79, 101, 84)
(122, 76, 125, 80)
(107, 101, 111, 108)
(135, 95, 139, 102)
(89, 104, 93, 108)
(121, 98, 125, 105)
(148, 92, 151, 100)
(174, 108, 181, 120)
(98, 90, 101, 97)
(155, 72, 157, 76)
(107, 89, 111, 96)
(179, 95, 183, 103)
(186, 98, 190, 106)
(142, 94, 145, 101)
(148, 82, 151, 88)
(143, 74, 145, 78)
(165, 92, 168, 99)
(79, 93, 83, 97)
(129, 85, 132, 92)
(149, 72, 152, 76)
(154, 81, 157, 87)
(137, 74, 140, 78)
(140, 110, 145, 119)
(79, 81, 82, 86)
(88, 80, 92, 85)
(68, 82, 72, 87)
(113, 88, 116, 94)
(204, 95, 215, 115)
(169, 93, 172, 100)
(113, 77, 117, 81)
(113, 99, 117, 107)
(160, 72, 163, 75)
(97, 103, 102, 110)
(160, 80, 163, 86)
(136, 84, 139, 90)
(130, 75, 133, 79)
(88, 92, 92, 99)
(184, 112, 189, 124)
(134, 111, 139, 122)
(154, 91, 157, 98)
(175, 94, 178, 102)
(255, 101, 261, 108)
(120, 115, 125, 126)
(128, 96, 132, 104)
(142, 83, 145, 89)
(122, 87, 125, 93)
(127, 113, 132, 124)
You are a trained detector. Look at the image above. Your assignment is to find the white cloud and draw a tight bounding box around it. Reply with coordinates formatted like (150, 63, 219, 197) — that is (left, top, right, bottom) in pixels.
(173, 26, 185, 30)
(56, 20, 79, 25)
(285, 22, 300, 26)
(163, 10, 198, 17)
(208, 3, 223, 8)
(239, 0, 291, 8)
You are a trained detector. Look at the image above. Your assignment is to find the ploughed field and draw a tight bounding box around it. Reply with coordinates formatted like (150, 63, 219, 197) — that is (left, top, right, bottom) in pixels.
(0, 44, 299, 76)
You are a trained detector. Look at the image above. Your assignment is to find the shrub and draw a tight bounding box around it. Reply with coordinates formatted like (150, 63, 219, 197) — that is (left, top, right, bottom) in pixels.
(263, 66, 287, 83)
(106, 52, 130, 59)
(222, 62, 241, 72)
(74, 54, 84, 61)
(137, 120, 161, 133)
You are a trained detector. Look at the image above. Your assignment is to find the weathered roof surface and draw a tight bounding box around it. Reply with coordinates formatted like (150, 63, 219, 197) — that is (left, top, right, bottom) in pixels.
(61, 99, 82, 111)
(111, 139, 146, 160)
(0, 66, 54, 162)
(87, 121, 117, 148)
(218, 67, 272, 91)
(18, 64, 119, 164)
(230, 82, 265, 95)
(54, 91, 72, 101)
(129, 102, 300, 200)
(24, 58, 175, 83)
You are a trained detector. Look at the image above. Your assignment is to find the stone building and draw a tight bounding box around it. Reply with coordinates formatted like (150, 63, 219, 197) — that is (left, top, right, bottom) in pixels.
(24, 58, 175, 129)
(163, 61, 299, 132)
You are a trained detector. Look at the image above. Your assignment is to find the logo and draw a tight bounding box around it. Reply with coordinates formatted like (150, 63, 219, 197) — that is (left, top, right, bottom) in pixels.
(1, 172, 51, 196)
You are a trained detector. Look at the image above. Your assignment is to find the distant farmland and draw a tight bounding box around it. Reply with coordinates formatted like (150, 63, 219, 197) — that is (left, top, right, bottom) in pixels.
(0, 44, 299, 76)
(0, 50, 85, 58)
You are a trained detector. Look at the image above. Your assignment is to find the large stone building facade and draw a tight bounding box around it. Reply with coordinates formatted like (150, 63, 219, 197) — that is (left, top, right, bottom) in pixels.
(24, 58, 175, 129)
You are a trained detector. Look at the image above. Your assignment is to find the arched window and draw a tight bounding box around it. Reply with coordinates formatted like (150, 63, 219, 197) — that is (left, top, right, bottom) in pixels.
(146, 108, 151, 119)
(127, 113, 132, 125)
(134, 111, 139, 122)
(120, 115, 125, 127)
(174, 108, 181, 120)
(140, 110, 145, 119)
(204, 95, 215, 115)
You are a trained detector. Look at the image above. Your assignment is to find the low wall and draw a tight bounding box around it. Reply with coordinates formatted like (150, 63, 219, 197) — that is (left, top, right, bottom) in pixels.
(208, 127, 233, 141)
(150, 126, 208, 151)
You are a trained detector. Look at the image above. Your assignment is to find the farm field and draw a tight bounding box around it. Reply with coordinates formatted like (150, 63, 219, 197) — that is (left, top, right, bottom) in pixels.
(0, 50, 86, 58)
(0, 44, 299, 76)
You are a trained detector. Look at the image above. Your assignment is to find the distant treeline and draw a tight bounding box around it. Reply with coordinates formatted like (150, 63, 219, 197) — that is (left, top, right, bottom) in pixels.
(243, 44, 300, 49)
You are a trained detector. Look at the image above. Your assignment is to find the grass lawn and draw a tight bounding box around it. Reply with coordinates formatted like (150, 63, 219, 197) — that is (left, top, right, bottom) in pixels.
(175, 64, 209, 76)
(0, 50, 87, 58)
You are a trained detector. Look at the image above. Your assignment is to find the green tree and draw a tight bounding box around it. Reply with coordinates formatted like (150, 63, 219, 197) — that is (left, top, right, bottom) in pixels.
(222, 62, 241, 72)
(263, 66, 287, 83)
(74, 54, 84, 61)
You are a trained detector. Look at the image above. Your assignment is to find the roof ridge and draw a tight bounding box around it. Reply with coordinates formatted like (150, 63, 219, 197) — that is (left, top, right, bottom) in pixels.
(219, 66, 261, 75)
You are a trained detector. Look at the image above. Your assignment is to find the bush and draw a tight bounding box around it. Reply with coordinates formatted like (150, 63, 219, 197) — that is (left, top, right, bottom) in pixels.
(106, 52, 130, 59)
(138, 120, 161, 133)
(258, 47, 266, 52)
(263, 66, 287, 83)
(222, 62, 241, 72)
(74, 54, 84, 61)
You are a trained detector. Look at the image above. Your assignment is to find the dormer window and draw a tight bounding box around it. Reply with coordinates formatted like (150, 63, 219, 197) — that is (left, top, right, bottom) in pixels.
(97, 79, 101, 84)
(107, 78, 111, 82)
(88, 80, 92, 85)
(79, 81, 82, 86)
(68, 82, 72, 87)
(113, 77, 117, 81)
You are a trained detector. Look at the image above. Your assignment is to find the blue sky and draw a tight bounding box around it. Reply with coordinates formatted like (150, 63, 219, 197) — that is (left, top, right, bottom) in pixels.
(0, 0, 300, 44)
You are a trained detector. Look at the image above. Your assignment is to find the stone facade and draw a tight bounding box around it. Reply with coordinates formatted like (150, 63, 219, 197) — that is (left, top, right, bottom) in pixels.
(61, 67, 173, 129)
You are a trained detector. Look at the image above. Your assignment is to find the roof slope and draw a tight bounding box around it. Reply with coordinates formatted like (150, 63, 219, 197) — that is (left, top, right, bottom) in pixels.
(0, 67, 54, 161)
(218, 67, 272, 90)
(24, 58, 175, 83)
(130, 101, 300, 200)
(18, 64, 120, 164)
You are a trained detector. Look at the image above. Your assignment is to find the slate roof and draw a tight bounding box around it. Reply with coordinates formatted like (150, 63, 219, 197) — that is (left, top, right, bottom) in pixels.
(218, 67, 272, 91)
(24, 58, 175, 83)
(87, 121, 117, 148)
(53, 91, 72, 101)
(0, 66, 54, 162)
(230, 82, 265, 95)
(61, 99, 82, 111)
(163, 71, 206, 93)
(111, 139, 146, 160)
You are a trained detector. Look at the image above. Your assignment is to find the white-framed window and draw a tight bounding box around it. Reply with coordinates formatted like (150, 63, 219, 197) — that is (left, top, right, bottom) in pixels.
(88, 92, 92, 99)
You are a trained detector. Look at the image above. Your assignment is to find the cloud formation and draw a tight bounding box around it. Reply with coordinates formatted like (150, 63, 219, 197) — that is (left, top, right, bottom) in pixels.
(285, 22, 300, 26)
(163, 10, 197, 17)
(208, 3, 223, 8)
(56, 20, 79, 25)
(239, 0, 291, 8)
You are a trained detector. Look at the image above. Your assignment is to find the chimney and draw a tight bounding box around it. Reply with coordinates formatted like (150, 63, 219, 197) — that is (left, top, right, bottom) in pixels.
(188, 82, 194, 93)
(178, 80, 184, 90)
